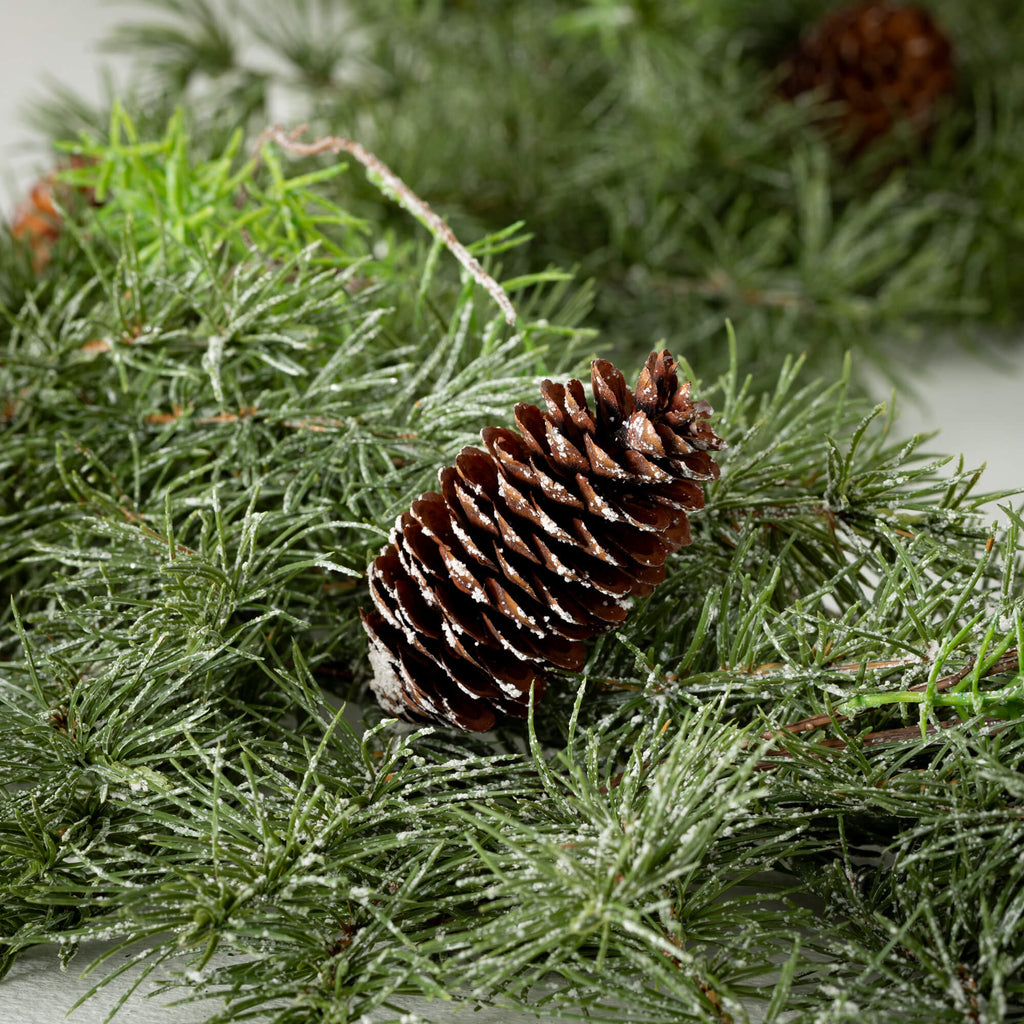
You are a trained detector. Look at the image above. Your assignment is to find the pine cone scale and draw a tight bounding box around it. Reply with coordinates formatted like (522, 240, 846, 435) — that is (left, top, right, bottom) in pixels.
(531, 465, 584, 511)
(569, 517, 627, 566)
(447, 514, 498, 572)
(494, 509, 541, 563)
(437, 593, 495, 649)
(442, 467, 501, 539)
(528, 574, 604, 631)
(361, 350, 725, 730)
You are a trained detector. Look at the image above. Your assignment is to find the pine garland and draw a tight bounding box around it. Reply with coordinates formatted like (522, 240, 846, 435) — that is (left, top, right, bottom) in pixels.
(1, 7, 1023, 1022)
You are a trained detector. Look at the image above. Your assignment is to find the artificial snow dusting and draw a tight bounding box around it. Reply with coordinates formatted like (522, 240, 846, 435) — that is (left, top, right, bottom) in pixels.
(367, 636, 405, 711)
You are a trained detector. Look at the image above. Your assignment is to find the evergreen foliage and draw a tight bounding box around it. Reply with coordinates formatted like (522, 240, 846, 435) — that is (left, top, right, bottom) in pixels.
(27, 0, 1024, 386)
(2, 3, 1024, 1022)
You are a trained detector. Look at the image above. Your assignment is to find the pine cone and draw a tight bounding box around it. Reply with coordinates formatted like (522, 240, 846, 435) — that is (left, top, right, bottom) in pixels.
(780, 2, 955, 149)
(360, 351, 726, 731)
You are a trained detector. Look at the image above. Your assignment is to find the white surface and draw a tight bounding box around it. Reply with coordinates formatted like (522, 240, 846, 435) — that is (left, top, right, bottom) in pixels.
(1, 3, 1022, 1023)
(0, 941, 560, 1024)
(0, 942, 256, 1024)
(0, 0, 131, 204)
(866, 339, 1024, 524)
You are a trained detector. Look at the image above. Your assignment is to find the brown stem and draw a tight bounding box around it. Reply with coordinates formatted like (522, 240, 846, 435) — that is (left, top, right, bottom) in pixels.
(767, 649, 1020, 741)
(758, 716, 1007, 767)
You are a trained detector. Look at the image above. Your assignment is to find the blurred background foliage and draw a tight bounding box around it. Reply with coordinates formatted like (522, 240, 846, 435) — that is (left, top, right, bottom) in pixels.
(22, 0, 1024, 389)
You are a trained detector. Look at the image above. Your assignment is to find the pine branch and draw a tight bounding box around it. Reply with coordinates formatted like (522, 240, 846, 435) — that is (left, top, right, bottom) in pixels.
(3, 65, 1024, 1024)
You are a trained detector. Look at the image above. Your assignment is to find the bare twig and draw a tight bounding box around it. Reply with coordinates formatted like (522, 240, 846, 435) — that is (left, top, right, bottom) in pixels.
(758, 717, 1008, 764)
(255, 125, 518, 326)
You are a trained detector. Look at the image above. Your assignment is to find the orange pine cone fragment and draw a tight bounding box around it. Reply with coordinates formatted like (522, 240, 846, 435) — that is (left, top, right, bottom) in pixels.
(9, 157, 98, 271)
(11, 180, 63, 271)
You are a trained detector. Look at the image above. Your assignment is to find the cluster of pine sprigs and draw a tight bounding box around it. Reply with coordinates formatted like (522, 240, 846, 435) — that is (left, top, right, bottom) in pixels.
(0, 2, 1023, 1023)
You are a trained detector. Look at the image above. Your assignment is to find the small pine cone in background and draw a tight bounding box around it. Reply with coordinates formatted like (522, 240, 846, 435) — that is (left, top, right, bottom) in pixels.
(780, 2, 955, 149)
(360, 351, 726, 731)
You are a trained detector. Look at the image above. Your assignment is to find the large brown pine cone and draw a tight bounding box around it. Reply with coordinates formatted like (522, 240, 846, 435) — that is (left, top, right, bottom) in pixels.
(780, 2, 955, 148)
(360, 351, 726, 731)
